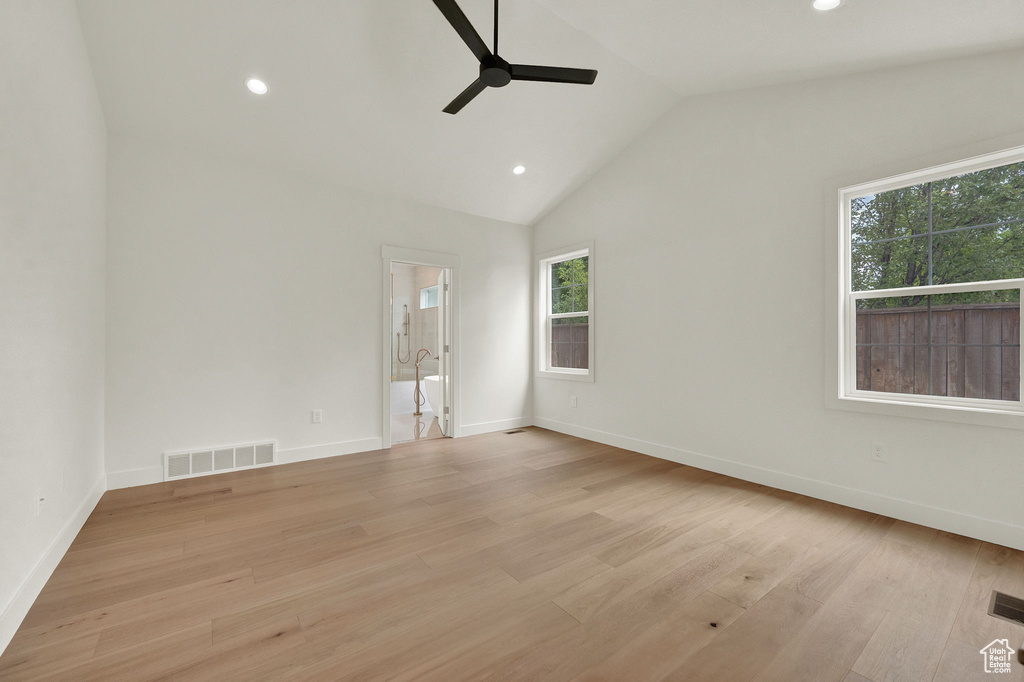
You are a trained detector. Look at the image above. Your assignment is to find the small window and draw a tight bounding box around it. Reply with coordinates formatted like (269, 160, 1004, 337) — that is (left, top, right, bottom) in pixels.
(538, 244, 593, 381)
(420, 285, 438, 309)
(840, 148, 1024, 413)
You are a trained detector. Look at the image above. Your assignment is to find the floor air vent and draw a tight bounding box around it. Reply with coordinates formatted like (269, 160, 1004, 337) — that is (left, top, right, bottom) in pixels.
(504, 429, 525, 435)
(164, 441, 275, 481)
(988, 591, 1024, 626)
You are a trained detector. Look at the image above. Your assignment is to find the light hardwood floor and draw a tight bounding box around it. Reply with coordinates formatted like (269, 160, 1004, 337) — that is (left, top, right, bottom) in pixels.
(1, 427, 1022, 681)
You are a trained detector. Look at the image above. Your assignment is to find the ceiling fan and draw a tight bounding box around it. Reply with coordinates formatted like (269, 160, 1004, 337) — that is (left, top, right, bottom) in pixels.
(431, 0, 598, 114)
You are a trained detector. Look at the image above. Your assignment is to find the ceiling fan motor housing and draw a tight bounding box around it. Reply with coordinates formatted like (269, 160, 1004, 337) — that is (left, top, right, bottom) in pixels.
(480, 55, 512, 87)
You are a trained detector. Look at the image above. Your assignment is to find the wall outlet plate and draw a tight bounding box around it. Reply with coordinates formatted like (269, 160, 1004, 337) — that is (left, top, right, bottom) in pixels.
(312, 409, 323, 424)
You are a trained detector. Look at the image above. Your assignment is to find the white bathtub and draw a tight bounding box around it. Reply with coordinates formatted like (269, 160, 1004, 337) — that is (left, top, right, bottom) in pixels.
(422, 375, 441, 416)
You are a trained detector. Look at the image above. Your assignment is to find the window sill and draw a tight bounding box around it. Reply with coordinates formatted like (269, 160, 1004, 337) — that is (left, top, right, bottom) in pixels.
(537, 368, 594, 383)
(828, 392, 1024, 430)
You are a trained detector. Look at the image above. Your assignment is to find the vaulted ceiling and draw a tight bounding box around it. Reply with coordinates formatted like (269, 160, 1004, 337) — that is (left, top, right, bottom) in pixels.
(76, 0, 1024, 224)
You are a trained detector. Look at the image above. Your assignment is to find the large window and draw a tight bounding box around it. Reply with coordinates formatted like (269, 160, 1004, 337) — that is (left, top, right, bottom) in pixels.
(538, 245, 593, 381)
(840, 148, 1024, 413)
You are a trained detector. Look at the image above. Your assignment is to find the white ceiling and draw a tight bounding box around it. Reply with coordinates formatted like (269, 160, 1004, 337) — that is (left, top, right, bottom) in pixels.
(76, 0, 1024, 225)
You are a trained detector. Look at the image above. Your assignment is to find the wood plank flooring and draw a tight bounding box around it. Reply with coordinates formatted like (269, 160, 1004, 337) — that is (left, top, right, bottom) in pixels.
(1, 427, 1022, 681)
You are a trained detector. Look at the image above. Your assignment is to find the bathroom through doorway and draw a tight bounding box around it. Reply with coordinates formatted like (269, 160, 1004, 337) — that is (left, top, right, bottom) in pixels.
(388, 260, 452, 445)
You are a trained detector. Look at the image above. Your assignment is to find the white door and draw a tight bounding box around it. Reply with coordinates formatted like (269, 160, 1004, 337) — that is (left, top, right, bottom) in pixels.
(436, 269, 450, 436)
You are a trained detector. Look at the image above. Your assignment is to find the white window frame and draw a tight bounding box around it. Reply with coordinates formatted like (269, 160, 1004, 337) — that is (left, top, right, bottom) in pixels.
(838, 146, 1024, 416)
(537, 242, 594, 382)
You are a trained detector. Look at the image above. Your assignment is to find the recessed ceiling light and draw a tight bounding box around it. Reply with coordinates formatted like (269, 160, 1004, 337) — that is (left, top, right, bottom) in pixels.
(246, 78, 268, 95)
(512, 165, 526, 175)
(812, 0, 841, 10)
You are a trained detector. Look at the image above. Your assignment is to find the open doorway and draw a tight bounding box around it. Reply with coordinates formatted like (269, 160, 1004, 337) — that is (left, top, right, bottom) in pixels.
(390, 263, 447, 443)
(381, 247, 457, 448)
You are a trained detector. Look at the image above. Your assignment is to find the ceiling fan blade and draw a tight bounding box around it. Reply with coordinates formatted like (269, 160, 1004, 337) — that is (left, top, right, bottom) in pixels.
(432, 0, 492, 63)
(510, 64, 598, 85)
(443, 78, 487, 114)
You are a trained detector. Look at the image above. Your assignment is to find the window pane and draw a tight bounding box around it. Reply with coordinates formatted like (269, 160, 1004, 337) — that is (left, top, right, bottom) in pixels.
(931, 161, 1024, 231)
(851, 162, 1024, 293)
(856, 296, 930, 395)
(572, 284, 588, 312)
(932, 224, 1024, 286)
(552, 286, 571, 312)
(576, 256, 589, 309)
(419, 285, 438, 309)
(856, 290, 1019, 400)
(851, 185, 928, 244)
(550, 257, 589, 314)
(851, 234, 929, 292)
(551, 316, 588, 369)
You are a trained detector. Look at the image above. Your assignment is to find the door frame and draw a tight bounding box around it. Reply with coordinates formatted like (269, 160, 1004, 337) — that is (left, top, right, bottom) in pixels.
(380, 245, 461, 449)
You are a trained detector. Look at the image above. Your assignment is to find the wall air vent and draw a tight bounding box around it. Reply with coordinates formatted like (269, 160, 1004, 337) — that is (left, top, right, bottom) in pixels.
(989, 591, 1024, 627)
(163, 440, 276, 481)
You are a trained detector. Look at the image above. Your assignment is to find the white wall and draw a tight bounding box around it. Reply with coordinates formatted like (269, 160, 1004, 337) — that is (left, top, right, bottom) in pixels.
(534, 48, 1024, 550)
(0, 0, 107, 651)
(105, 135, 532, 484)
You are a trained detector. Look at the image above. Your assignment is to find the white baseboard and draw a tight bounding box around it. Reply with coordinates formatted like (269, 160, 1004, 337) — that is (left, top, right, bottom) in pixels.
(276, 437, 383, 464)
(106, 466, 164, 490)
(0, 474, 106, 656)
(459, 417, 533, 438)
(533, 417, 1024, 552)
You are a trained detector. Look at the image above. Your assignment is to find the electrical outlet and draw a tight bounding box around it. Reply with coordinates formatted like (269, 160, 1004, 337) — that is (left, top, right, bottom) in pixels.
(871, 443, 888, 463)
(312, 409, 323, 424)
(570, 396, 578, 408)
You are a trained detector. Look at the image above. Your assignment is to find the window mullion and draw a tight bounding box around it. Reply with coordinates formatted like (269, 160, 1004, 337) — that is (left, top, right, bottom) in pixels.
(926, 294, 933, 395)
(927, 180, 934, 287)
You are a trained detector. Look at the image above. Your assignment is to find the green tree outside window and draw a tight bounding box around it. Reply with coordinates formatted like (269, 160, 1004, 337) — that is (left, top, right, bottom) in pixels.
(852, 162, 1024, 308)
(551, 256, 589, 314)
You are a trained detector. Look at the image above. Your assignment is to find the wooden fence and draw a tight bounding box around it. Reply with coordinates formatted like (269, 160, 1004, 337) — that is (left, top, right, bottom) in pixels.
(551, 322, 589, 370)
(856, 302, 1020, 400)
